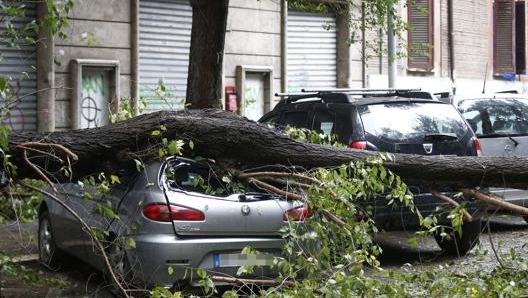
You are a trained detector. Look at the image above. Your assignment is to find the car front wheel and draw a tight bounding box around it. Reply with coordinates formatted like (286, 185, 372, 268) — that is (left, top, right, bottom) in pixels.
(38, 210, 65, 270)
(434, 218, 482, 256)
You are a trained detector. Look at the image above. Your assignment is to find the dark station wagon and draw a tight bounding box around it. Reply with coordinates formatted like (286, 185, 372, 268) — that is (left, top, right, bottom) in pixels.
(259, 88, 484, 255)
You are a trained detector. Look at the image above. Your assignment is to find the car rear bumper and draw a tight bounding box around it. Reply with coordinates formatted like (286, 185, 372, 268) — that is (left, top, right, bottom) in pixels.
(128, 234, 285, 288)
(371, 192, 483, 231)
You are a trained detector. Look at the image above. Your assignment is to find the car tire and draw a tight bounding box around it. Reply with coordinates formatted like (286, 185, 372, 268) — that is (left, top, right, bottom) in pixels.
(105, 236, 142, 296)
(434, 218, 482, 256)
(38, 210, 65, 270)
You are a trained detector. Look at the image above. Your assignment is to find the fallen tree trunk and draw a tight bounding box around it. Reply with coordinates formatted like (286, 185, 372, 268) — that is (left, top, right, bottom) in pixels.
(7, 109, 528, 189)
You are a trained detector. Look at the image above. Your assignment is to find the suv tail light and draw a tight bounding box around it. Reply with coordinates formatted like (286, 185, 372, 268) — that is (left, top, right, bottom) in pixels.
(472, 137, 483, 156)
(283, 207, 312, 222)
(350, 140, 367, 150)
(355, 214, 369, 221)
(143, 203, 205, 222)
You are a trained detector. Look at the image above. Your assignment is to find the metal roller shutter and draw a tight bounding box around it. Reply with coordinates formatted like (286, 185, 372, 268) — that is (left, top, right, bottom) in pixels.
(287, 10, 337, 91)
(139, 0, 192, 112)
(0, 2, 37, 132)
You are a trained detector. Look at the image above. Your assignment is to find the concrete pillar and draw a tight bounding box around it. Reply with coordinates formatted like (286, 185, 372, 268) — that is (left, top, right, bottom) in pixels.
(280, 0, 288, 93)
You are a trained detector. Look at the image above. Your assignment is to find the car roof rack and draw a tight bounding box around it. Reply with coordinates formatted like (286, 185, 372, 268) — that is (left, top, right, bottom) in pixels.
(301, 88, 434, 98)
(275, 88, 436, 105)
(300, 88, 422, 93)
(495, 90, 519, 94)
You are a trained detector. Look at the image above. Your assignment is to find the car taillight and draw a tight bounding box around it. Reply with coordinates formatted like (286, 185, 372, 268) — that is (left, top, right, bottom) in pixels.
(283, 207, 312, 222)
(355, 214, 369, 221)
(349, 140, 367, 150)
(143, 204, 205, 222)
(472, 137, 483, 156)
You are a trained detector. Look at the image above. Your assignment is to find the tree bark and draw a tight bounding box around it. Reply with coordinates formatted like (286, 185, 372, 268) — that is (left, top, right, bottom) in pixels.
(7, 109, 528, 190)
(185, 0, 229, 108)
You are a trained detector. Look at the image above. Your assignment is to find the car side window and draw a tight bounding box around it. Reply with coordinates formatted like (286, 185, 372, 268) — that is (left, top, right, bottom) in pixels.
(260, 114, 279, 124)
(282, 110, 310, 129)
(312, 109, 335, 136)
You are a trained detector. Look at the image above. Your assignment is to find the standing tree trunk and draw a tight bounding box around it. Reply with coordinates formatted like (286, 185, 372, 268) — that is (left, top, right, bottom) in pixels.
(185, 0, 229, 108)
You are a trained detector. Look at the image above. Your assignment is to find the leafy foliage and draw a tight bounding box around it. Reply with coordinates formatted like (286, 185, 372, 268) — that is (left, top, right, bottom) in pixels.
(0, 179, 44, 223)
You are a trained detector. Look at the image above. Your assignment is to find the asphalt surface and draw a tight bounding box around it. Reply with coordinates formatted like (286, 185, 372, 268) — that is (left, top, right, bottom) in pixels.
(0, 215, 527, 297)
(0, 221, 114, 298)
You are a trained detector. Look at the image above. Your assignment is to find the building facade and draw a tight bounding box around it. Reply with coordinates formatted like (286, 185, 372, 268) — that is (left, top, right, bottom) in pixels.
(1, 0, 527, 132)
(366, 0, 528, 95)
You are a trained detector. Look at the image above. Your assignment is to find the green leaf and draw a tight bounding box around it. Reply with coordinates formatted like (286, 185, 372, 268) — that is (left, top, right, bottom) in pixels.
(158, 147, 166, 158)
(196, 268, 207, 279)
(380, 167, 387, 180)
(110, 175, 120, 184)
(134, 159, 143, 172)
(126, 237, 136, 249)
(151, 130, 161, 136)
(167, 140, 181, 155)
(0, 76, 7, 91)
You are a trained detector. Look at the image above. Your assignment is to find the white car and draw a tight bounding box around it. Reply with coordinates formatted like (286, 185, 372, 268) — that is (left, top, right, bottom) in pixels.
(450, 92, 528, 221)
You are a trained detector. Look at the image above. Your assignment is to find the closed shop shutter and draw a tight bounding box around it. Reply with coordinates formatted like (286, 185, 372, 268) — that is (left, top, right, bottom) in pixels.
(139, 0, 192, 112)
(493, 0, 515, 74)
(287, 10, 337, 91)
(0, 3, 37, 131)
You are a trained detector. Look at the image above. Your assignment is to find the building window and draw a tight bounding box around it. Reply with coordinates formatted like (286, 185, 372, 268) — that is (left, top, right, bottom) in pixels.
(407, 0, 433, 70)
(494, 0, 526, 76)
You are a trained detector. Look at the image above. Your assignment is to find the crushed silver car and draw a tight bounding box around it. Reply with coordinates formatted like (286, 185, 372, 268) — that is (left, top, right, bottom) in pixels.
(38, 156, 309, 290)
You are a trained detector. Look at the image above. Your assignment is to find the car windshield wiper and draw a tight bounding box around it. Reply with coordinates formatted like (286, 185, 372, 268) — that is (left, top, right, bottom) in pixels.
(423, 133, 458, 141)
(509, 136, 520, 147)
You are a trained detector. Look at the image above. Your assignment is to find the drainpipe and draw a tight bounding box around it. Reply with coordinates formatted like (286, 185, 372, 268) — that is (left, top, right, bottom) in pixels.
(281, 0, 288, 93)
(379, 28, 383, 75)
(387, 5, 396, 88)
(361, 1, 366, 87)
(448, 0, 455, 94)
(131, 0, 140, 115)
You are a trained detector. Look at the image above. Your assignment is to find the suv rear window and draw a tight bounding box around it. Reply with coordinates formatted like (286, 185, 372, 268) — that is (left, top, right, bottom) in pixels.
(358, 102, 467, 142)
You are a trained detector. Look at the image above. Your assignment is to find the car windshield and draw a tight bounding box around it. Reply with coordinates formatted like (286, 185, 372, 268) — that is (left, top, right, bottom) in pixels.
(358, 102, 467, 142)
(457, 97, 528, 137)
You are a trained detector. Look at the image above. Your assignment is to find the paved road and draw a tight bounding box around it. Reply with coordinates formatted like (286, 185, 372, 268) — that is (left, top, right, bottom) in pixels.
(376, 214, 528, 272)
(0, 221, 114, 298)
(0, 215, 526, 297)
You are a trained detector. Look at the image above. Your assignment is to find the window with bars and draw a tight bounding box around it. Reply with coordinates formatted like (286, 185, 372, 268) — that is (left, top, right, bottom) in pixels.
(407, 0, 433, 70)
(493, 0, 525, 76)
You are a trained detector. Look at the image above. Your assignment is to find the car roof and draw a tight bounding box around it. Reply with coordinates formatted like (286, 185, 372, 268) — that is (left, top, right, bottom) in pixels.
(451, 92, 528, 105)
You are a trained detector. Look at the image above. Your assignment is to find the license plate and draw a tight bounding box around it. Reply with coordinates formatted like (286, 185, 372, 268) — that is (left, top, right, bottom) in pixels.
(212, 253, 275, 268)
